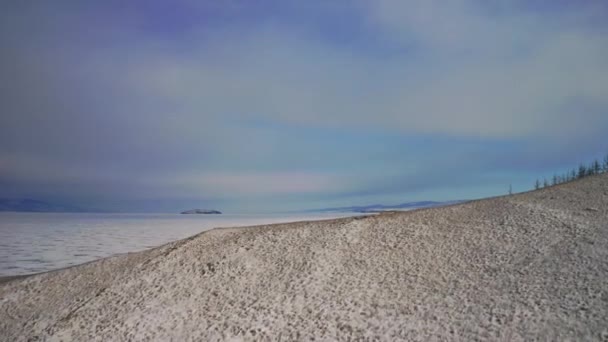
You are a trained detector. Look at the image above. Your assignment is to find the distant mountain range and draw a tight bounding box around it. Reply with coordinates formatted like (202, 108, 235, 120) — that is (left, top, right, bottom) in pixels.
(307, 200, 465, 213)
(0, 199, 91, 213)
(0, 198, 466, 214)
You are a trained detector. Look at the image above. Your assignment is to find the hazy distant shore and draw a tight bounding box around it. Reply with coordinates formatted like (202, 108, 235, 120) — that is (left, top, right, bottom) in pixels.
(1, 174, 607, 341)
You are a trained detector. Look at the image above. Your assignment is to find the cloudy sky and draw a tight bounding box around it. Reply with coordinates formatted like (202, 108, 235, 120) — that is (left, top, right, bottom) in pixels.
(1, 1, 608, 213)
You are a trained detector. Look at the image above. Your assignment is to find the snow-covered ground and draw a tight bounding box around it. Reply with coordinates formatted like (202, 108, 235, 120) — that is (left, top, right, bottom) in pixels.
(1, 174, 607, 341)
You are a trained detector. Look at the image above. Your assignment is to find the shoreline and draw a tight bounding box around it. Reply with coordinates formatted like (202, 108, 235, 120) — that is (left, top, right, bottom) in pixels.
(0, 213, 377, 282)
(0, 212, 374, 280)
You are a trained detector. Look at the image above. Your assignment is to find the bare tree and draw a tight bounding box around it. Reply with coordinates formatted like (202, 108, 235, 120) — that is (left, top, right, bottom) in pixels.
(578, 164, 587, 179)
(532, 155, 607, 192)
(592, 159, 601, 175)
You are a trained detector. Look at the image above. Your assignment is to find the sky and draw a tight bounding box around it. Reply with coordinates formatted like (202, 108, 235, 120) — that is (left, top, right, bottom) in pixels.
(1, 0, 608, 213)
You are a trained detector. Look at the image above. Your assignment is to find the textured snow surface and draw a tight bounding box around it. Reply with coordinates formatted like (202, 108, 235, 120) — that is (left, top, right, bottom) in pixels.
(1, 174, 607, 341)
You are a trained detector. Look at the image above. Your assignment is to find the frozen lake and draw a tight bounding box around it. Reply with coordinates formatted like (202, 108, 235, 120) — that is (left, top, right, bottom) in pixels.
(0, 212, 360, 276)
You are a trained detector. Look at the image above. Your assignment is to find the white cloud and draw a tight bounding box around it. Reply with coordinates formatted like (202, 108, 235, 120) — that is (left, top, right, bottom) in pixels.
(102, 3, 608, 140)
(2, 1, 608, 209)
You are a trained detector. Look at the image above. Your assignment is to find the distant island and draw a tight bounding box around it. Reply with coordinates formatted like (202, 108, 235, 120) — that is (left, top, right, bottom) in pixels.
(180, 209, 222, 214)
